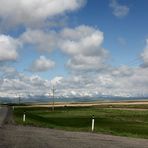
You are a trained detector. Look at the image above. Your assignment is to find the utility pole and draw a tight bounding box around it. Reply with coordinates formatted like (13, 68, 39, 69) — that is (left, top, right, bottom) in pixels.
(16, 94, 21, 105)
(18, 95, 21, 105)
(51, 85, 56, 111)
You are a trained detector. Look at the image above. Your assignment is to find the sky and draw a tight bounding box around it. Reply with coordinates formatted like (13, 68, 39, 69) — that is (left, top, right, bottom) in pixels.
(0, 0, 148, 99)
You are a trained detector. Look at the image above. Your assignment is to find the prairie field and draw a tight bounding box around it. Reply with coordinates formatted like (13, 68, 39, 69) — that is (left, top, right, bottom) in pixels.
(13, 102, 148, 139)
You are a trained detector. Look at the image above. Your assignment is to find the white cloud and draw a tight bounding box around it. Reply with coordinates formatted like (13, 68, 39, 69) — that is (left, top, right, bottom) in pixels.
(0, 23, 148, 99)
(60, 25, 104, 56)
(59, 25, 109, 71)
(0, 35, 20, 61)
(56, 66, 148, 98)
(0, 65, 148, 99)
(0, 0, 86, 28)
(0, 73, 51, 98)
(50, 76, 63, 87)
(20, 29, 57, 52)
(0, 66, 16, 74)
(20, 26, 108, 72)
(111, 65, 133, 77)
(67, 55, 107, 71)
(141, 39, 148, 68)
(29, 56, 55, 72)
(109, 0, 129, 18)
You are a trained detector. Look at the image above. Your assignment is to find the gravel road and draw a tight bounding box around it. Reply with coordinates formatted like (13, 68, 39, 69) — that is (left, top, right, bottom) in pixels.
(0, 106, 148, 148)
(0, 106, 8, 128)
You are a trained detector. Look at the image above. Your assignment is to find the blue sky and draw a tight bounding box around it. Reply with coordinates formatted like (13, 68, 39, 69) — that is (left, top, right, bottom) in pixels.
(0, 0, 148, 98)
(74, 0, 147, 66)
(20, 0, 147, 76)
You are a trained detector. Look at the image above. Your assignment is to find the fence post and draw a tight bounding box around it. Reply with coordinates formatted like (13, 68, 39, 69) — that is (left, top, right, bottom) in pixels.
(23, 112, 26, 122)
(92, 115, 95, 132)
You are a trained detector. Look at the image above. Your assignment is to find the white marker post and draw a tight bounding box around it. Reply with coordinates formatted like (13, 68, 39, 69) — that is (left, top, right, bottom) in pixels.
(23, 112, 26, 123)
(92, 115, 95, 132)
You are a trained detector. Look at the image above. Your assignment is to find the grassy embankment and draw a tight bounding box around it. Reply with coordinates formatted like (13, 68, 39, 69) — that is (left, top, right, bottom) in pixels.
(13, 104, 148, 139)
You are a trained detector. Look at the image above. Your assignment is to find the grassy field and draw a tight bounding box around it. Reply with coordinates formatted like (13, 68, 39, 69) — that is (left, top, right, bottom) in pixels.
(13, 105, 148, 139)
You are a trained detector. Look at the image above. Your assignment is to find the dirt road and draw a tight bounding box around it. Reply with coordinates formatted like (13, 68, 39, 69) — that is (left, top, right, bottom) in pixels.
(0, 106, 148, 148)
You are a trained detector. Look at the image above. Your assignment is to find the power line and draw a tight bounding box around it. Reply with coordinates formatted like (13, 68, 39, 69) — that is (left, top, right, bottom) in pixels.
(124, 56, 141, 66)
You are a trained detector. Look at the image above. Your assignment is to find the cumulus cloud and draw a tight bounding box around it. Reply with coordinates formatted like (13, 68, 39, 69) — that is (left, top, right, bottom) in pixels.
(59, 25, 109, 71)
(47, 66, 148, 98)
(109, 0, 129, 18)
(67, 55, 108, 71)
(60, 25, 104, 56)
(20, 29, 57, 52)
(0, 19, 147, 99)
(0, 72, 51, 98)
(0, 35, 20, 61)
(29, 56, 55, 72)
(0, 65, 148, 99)
(0, 25, 147, 99)
(1, 0, 142, 99)
(141, 39, 148, 68)
(57, 66, 148, 97)
(19, 25, 109, 72)
(0, 0, 86, 28)
(0, 66, 16, 74)
(0, 66, 19, 80)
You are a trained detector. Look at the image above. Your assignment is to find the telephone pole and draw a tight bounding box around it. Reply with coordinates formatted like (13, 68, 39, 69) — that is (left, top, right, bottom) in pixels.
(18, 95, 21, 104)
(16, 94, 21, 105)
(51, 85, 56, 111)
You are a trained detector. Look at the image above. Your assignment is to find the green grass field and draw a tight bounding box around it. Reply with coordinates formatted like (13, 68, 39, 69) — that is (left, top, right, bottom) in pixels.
(13, 105, 148, 139)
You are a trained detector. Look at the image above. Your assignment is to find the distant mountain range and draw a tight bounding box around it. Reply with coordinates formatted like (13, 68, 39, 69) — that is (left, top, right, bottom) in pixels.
(0, 95, 148, 104)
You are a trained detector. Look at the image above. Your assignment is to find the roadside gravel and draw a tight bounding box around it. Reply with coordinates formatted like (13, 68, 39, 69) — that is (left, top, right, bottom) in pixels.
(0, 106, 8, 128)
(0, 125, 148, 148)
